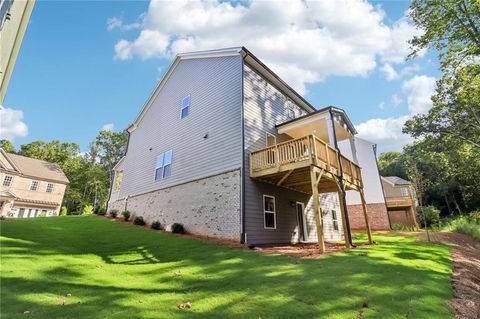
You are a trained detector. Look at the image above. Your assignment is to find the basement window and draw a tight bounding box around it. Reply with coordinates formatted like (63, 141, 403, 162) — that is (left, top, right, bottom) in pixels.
(332, 210, 339, 231)
(263, 195, 276, 229)
(181, 96, 190, 118)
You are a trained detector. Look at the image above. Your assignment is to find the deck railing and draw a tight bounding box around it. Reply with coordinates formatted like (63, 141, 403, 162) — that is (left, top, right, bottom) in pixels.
(385, 196, 413, 208)
(250, 134, 362, 187)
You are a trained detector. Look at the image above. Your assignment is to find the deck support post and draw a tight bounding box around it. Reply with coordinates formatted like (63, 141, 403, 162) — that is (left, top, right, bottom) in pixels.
(333, 178, 351, 248)
(310, 166, 325, 253)
(408, 206, 418, 231)
(359, 189, 373, 245)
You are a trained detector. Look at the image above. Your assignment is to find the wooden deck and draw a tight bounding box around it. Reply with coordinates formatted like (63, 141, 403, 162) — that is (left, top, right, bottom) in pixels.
(385, 196, 414, 209)
(249, 135, 363, 194)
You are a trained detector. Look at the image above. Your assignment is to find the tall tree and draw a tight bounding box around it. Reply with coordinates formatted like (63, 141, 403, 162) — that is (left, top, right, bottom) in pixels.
(0, 139, 16, 153)
(377, 152, 408, 179)
(93, 130, 128, 184)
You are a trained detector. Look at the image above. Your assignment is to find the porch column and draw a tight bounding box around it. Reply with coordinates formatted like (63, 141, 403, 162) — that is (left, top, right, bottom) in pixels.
(359, 189, 373, 244)
(310, 166, 325, 253)
(337, 185, 351, 249)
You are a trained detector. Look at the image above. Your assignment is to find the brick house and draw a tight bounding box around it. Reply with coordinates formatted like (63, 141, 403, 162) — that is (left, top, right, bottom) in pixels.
(108, 47, 390, 250)
(0, 149, 69, 218)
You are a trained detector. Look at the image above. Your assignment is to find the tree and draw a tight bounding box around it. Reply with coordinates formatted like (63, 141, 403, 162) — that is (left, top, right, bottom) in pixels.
(377, 152, 408, 179)
(93, 130, 128, 184)
(19, 140, 80, 164)
(0, 139, 15, 153)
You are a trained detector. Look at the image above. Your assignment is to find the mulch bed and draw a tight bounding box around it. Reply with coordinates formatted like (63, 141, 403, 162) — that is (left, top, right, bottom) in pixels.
(253, 242, 361, 258)
(426, 232, 480, 319)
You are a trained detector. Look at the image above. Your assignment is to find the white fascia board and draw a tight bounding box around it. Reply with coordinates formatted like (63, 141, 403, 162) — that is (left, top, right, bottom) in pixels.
(277, 112, 329, 134)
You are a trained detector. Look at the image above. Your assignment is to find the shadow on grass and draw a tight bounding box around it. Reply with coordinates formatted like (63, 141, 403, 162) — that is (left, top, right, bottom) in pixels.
(1, 217, 454, 319)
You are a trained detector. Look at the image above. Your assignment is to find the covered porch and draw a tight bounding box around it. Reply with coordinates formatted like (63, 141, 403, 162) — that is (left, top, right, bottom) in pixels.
(249, 107, 374, 252)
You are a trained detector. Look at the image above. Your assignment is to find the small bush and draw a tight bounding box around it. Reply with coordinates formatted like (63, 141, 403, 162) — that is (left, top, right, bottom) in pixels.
(151, 220, 162, 230)
(82, 204, 94, 215)
(392, 224, 410, 231)
(109, 210, 118, 218)
(417, 205, 440, 227)
(133, 216, 145, 226)
(60, 206, 68, 216)
(448, 215, 480, 241)
(121, 210, 131, 221)
(171, 223, 185, 234)
(96, 207, 106, 216)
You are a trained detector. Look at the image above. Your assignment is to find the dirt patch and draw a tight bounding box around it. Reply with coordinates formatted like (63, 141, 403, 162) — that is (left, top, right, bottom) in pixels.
(254, 242, 365, 259)
(426, 232, 480, 319)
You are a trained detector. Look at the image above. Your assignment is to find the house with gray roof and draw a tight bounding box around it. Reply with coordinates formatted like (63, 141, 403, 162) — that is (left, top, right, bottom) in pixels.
(381, 176, 419, 228)
(108, 47, 379, 251)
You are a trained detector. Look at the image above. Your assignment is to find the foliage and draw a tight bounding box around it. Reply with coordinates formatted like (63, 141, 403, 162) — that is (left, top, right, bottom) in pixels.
(121, 210, 131, 222)
(0, 217, 453, 318)
(417, 206, 440, 228)
(60, 207, 67, 216)
(377, 152, 408, 179)
(391, 224, 411, 231)
(96, 206, 106, 216)
(109, 210, 118, 218)
(150, 220, 162, 230)
(0, 140, 15, 153)
(82, 205, 94, 215)
(442, 214, 480, 241)
(171, 223, 185, 234)
(133, 216, 145, 226)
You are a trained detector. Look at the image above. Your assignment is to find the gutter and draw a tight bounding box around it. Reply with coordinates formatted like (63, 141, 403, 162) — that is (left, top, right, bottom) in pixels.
(329, 109, 354, 247)
(240, 52, 246, 244)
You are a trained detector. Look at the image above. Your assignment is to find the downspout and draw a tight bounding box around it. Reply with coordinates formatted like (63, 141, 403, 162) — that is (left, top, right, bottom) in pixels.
(240, 53, 246, 244)
(329, 110, 354, 246)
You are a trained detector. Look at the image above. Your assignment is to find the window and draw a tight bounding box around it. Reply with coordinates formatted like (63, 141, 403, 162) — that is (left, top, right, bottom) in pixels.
(332, 210, 339, 231)
(2, 175, 13, 186)
(400, 187, 409, 197)
(155, 150, 173, 181)
(46, 183, 54, 193)
(266, 132, 276, 147)
(30, 180, 39, 191)
(181, 96, 190, 118)
(114, 171, 123, 192)
(263, 195, 276, 229)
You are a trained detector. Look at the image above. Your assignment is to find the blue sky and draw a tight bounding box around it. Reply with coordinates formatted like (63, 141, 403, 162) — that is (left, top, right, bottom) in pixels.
(2, 0, 440, 154)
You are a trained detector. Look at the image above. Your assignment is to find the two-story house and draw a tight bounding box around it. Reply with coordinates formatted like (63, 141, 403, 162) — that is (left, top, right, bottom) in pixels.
(108, 47, 374, 252)
(381, 176, 419, 228)
(0, 149, 69, 217)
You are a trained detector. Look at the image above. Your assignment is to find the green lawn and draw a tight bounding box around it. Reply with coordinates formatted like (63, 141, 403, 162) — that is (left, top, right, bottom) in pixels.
(1, 216, 453, 319)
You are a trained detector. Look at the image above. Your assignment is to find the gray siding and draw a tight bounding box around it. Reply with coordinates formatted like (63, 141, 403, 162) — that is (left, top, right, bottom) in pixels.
(243, 63, 311, 244)
(115, 55, 243, 199)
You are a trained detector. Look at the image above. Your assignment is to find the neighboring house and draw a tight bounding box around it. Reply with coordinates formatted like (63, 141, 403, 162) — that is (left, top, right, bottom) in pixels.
(108, 47, 375, 251)
(0, 149, 69, 218)
(339, 137, 390, 230)
(0, 0, 35, 103)
(381, 176, 419, 228)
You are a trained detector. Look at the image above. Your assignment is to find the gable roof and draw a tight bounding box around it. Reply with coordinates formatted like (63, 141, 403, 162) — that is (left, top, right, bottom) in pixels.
(127, 46, 317, 133)
(0, 149, 69, 184)
(381, 176, 411, 186)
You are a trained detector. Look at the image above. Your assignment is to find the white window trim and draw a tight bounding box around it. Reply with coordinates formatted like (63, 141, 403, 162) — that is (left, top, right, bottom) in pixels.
(400, 187, 409, 197)
(180, 95, 190, 119)
(263, 194, 276, 229)
(154, 150, 173, 181)
(30, 180, 39, 191)
(296, 201, 308, 241)
(265, 131, 276, 147)
(332, 209, 339, 231)
(3, 175, 13, 186)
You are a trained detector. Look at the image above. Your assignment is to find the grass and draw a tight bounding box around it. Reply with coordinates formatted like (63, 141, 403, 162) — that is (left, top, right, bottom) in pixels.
(1, 216, 453, 319)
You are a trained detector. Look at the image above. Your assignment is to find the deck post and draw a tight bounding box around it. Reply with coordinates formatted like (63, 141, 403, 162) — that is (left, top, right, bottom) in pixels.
(359, 189, 373, 244)
(336, 183, 351, 249)
(408, 206, 418, 231)
(310, 166, 325, 253)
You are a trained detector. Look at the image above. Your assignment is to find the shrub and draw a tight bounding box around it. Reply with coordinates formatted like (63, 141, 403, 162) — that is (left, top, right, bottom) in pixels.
(171, 223, 185, 234)
(417, 206, 440, 227)
(82, 204, 94, 215)
(121, 210, 131, 221)
(133, 216, 145, 226)
(96, 207, 106, 216)
(109, 210, 118, 218)
(60, 206, 68, 216)
(392, 224, 410, 231)
(448, 215, 480, 241)
(70, 211, 81, 216)
(151, 220, 162, 230)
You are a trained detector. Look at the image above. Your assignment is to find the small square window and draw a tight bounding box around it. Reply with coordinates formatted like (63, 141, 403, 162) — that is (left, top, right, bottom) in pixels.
(2, 175, 13, 186)
(181, 96, 190, 118)
(30, 180, 39, 191)
(46, 183, 54, 193)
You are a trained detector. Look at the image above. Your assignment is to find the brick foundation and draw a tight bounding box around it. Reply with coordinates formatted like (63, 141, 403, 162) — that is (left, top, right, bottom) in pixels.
(347, 203, 390, 230)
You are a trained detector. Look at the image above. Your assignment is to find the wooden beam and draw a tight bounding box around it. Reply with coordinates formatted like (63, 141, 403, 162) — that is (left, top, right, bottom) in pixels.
(276, 170, 293, 186)
(316, 168, 325, 185)
(334, 178, 351, 248)
(310, 166, 325, 253)
(359, 189, 373, 244)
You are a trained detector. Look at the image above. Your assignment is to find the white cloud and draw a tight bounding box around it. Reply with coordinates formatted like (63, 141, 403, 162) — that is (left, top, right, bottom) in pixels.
(391, 94, 403, 106)
(381, 63, 399, 81)
(113, 0, 422, 94)
(0, 106, 28, 142)
(356, 115, 412, 152)
(107, 15, 144, 31)
(101, 123, 114, 131)
(378, 101, 385, 110)
(107, 17, 122, 31)
(402, 75, 436, 114)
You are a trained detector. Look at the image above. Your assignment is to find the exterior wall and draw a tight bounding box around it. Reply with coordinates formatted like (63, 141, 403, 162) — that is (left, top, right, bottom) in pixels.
(347, 203, 390, 230)
(382, 180, 411, 198)
(111, 55, 243, 202)
(109, 170, 241, 240)
(0, 0, 35, 103)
